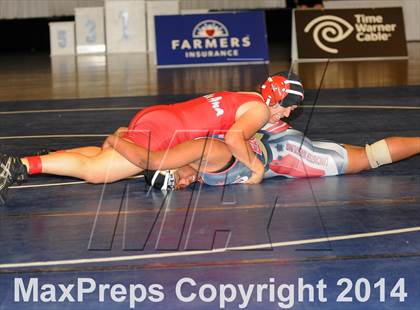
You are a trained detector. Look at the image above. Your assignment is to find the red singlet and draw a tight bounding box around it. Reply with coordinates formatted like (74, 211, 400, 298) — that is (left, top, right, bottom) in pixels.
(124, 92, 264, 151)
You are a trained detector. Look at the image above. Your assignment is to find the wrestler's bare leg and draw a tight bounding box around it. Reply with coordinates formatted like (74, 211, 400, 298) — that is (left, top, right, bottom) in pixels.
(20, 136, 233, 184)
(21, 148, 143, 184)
(56, 146, 102, 157)
(344, 137, 420, 174)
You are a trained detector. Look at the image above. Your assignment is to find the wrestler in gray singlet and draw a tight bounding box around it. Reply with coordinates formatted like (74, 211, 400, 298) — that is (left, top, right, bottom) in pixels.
(200, 121, 348, 186)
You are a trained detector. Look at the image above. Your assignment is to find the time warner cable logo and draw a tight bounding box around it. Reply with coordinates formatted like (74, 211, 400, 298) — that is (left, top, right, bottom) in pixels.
(304, 15, 354, 54)
(304, 14, 398, 54)
(171, 19, 251, 58)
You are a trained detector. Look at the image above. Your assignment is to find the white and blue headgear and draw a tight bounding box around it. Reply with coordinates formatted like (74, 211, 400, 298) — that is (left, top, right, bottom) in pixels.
(144, 170, 176, 191)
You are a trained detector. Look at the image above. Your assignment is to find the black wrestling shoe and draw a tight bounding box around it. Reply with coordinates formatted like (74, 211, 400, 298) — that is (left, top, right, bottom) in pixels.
(0, 154, 28, 205)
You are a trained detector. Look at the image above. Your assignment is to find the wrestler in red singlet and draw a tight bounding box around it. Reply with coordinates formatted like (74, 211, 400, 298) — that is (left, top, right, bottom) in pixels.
(123, 92, 264, 151)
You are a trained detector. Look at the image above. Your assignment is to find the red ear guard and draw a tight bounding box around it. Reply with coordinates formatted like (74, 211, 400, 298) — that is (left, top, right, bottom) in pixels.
(260, 72, 304, 107)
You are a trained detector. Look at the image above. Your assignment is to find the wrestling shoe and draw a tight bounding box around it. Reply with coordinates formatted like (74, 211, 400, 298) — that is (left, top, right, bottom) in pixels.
(0, 154, 28, 205)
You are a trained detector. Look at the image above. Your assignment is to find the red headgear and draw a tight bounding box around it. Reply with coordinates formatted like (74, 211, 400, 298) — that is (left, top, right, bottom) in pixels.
(260, 72, 304, 107)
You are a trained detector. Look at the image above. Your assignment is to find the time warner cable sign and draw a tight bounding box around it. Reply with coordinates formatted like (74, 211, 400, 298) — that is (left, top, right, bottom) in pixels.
(155, 11, 269, 67)
(293, 7, 407, 60)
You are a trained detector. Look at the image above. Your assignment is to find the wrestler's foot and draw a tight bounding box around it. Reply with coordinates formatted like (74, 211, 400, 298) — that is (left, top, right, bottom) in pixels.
(0, 154, 28, 205)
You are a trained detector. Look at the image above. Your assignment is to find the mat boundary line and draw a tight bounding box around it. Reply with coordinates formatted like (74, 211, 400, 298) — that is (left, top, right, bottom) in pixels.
(1, 104, 420, 115)
(1, 226, 419, 269)
(9, 175, 144, 190)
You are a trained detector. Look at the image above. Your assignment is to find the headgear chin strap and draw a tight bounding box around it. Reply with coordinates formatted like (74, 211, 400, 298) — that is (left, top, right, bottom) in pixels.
(260, 71, 304, 107)
(144, 170, 176, 191)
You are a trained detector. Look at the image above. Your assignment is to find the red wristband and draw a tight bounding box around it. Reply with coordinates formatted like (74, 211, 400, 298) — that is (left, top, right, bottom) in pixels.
(24, 156, 43, 174)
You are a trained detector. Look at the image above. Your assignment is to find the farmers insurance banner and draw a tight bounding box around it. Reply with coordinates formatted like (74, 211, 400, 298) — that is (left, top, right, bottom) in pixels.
(293, 7, 407, 60)
(155, 11, 269, 67)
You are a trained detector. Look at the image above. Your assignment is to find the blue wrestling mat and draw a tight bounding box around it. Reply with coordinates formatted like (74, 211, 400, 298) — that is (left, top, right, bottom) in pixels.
(0, 85, 419, 309)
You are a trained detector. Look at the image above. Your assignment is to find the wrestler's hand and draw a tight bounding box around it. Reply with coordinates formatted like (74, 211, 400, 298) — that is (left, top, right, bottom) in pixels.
(103, 127, 127, 149)
(246, 159, 265, 185)
(102, 134, 117, 149)
(114, 127, 128, 137)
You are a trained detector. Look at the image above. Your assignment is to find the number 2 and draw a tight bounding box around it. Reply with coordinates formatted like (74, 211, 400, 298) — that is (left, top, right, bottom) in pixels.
(337, 278, 353, 302)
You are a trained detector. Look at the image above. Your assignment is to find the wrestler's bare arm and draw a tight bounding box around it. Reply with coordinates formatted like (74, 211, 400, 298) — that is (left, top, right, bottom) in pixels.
(225, 102, 269, 183)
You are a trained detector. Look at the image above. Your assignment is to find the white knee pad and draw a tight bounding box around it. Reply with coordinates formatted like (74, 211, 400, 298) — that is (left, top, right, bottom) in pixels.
(365, 139, 393, 168)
